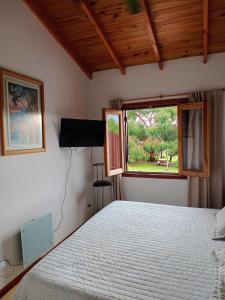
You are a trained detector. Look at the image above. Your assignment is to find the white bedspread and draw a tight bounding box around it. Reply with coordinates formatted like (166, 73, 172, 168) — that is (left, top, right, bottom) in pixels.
(14, 201, 225, 300)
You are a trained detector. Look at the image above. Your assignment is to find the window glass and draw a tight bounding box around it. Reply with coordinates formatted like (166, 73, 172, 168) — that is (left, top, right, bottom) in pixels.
(126, 106, 178, 173)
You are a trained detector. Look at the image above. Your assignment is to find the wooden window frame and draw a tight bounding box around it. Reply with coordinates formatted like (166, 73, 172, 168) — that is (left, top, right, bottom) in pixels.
(103, 108, 125, 177)
(178, 101, 210, 177)
(122, 99, 187, 180)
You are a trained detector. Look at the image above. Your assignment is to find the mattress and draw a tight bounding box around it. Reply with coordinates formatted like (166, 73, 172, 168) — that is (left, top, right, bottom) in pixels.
(14, 201, 225, 300)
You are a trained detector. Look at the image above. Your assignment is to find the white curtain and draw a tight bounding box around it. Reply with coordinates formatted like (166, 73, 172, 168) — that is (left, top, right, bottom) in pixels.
(188, 90, 224, 208)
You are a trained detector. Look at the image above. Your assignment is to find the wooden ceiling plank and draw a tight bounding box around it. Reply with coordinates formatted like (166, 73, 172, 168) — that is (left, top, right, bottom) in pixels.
(22, 0, 225, 73)
(203, 0, 209, 63)
(141, 0, 163, 70)
(80, 0, 126, 75)
(22, 0, 92, 79)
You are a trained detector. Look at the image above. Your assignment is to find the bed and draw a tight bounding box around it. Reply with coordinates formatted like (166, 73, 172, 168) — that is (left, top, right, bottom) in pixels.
(13, 201, 225, 300)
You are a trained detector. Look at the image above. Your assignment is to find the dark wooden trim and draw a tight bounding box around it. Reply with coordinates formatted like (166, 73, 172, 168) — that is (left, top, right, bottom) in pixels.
(123, 111, 128, 171)
(122, 98, 189, 177)
(203, 0, 209, 64)
(0, 221, 86, 299)
(122, 98, 188, 110)
(122, 171, 187, 180)
(141, 0, 163, 70)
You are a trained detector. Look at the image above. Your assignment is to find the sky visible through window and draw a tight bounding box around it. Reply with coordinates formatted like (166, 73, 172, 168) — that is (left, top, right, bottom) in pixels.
(127, 106, 178, 173)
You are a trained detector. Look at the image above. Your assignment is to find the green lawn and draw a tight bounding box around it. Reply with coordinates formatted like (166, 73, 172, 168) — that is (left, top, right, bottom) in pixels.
(128, 162, 178, 173)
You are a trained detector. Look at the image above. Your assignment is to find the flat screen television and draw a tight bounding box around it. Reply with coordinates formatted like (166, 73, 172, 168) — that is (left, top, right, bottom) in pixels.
(59, 118, 105, 147)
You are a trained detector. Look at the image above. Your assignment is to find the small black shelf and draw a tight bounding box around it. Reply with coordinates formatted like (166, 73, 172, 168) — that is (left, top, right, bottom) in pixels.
(93, 180, 113, 187)
(92, 162, 114, 212)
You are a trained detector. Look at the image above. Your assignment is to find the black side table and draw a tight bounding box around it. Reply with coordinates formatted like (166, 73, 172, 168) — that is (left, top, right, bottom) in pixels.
(92, 163, 114, 212)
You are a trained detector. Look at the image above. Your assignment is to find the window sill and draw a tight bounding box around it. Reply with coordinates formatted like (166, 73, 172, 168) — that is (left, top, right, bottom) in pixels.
(122, 171, 187, 180)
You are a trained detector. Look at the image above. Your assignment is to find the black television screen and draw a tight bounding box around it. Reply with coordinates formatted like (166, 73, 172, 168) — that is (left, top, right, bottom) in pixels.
(59, 118, 105, 147)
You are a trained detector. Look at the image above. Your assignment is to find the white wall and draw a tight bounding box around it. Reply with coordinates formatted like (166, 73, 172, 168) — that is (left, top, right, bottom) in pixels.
(0, 0, 92, 288)
(87, 52, 225, 207)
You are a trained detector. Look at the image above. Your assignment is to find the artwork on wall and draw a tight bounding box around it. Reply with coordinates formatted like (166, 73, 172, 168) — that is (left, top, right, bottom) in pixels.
(0, 68, 46, 155)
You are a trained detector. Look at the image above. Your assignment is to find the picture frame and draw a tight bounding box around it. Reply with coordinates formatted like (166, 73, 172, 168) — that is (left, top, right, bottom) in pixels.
(0, 68, 46, 155)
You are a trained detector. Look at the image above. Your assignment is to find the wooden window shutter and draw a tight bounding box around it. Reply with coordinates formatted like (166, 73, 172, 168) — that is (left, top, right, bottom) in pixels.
(178, 101, 210, 177)
(103, 108, 125, 177)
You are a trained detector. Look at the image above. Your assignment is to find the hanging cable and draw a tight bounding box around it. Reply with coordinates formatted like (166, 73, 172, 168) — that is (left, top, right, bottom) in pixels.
(54, 147, 88, 232)
(54, 148, 74, 232)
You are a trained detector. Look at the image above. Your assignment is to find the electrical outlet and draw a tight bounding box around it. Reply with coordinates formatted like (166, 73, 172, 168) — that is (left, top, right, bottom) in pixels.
(0, 260, 7, 269)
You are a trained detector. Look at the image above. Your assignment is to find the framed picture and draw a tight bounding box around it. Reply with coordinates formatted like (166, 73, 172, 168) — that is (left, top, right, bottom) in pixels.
(0, 68, 46, 155)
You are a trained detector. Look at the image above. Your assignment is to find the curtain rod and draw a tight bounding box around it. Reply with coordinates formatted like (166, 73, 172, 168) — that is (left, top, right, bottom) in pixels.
(123, 93, 188, 104)
(122, 89, 225, 104)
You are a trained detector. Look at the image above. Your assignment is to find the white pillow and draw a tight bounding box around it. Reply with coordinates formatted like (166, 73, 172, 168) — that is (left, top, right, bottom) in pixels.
(214, 207, 225, 240)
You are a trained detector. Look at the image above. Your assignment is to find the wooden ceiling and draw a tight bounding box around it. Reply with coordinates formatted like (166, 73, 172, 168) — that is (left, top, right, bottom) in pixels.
(23, 0, 225, 79)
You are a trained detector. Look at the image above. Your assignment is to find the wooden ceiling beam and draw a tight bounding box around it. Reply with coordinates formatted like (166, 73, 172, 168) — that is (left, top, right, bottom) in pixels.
(22, 0, 92, 79)
(203, 0, 209, 64)
(80, 0, 126, 75)
(141, 0, 163, 70)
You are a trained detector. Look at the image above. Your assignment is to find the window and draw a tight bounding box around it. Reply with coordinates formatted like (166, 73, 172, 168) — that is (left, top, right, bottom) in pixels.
(125, 106, 179, 175)
(103, 99, 209, 179)
(103, 109, 124, 177)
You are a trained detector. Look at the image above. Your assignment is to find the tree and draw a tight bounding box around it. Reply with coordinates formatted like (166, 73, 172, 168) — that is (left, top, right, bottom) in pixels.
(127, 106, 178, 166)
(128, 136, 148, 163)
(107, 117, 119, 134)
(167, 140, 178, 162)
(144, 137, 162, 161)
